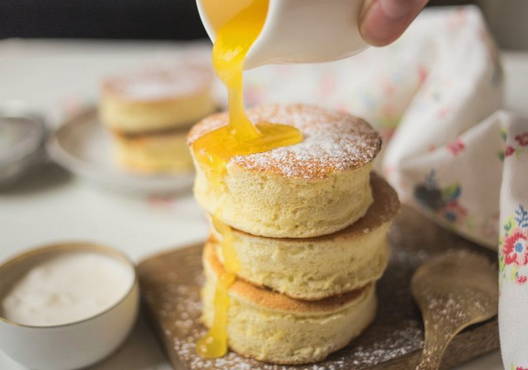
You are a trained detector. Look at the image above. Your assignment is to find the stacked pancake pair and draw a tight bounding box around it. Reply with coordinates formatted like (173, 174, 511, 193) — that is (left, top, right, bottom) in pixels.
(188, 104, 400, 365)
(99, 63, 215, 173)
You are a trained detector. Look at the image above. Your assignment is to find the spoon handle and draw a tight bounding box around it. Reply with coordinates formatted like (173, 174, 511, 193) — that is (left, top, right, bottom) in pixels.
(415, 326, 455, 370)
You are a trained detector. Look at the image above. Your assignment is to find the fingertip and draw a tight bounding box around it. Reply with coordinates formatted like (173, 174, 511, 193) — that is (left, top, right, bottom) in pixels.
(359, 0, 428, 47)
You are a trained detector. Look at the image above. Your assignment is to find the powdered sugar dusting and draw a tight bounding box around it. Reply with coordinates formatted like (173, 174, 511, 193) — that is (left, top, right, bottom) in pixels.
(148, 279, 419, 370)
(140, 244, 424, 370)
(138, 208, 498, 369)
(103, 63, 212, 101)
(188, 104, 381, 179)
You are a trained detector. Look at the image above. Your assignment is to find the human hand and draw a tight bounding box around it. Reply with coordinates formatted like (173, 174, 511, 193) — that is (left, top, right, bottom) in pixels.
(360, 0, 429, 46)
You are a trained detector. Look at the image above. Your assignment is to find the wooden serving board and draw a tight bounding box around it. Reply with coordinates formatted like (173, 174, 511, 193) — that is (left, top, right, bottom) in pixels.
(137, 206, 499, 369)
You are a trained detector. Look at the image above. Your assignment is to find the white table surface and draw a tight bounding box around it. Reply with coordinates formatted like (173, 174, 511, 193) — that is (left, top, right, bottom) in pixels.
(2, 39, 526, 370)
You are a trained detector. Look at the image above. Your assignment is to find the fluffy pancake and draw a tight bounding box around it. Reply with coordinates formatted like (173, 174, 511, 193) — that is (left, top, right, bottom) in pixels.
(211, 173, 399, 300)
(202, 242, 376, 364)
(189, 104, 382, 238)
(100, 63, 216, 133)
(112, 127, 193, 174)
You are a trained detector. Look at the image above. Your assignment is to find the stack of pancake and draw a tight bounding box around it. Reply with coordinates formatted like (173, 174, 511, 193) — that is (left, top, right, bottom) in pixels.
(188, 104, 400, 365)
(99, 63, 215, 173)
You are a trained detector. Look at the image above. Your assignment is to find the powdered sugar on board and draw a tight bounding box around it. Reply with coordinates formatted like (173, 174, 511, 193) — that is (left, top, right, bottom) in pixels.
(142, 275, 422, 370)
(188, 104, 382, 179)
(138, 207, 498, 370)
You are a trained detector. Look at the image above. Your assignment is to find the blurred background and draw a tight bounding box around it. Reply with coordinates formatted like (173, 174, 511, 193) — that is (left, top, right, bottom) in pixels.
(1, 0, 526, 49)
(0, 2, 525, 369)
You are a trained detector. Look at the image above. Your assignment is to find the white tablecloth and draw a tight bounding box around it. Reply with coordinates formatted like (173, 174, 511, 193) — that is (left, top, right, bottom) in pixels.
(2, 39, 527, 370)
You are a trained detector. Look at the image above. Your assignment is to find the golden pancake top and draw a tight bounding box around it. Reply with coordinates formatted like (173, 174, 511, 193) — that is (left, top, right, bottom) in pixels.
(217, 173, 400, 242)
(188, 104, 382, 179)
(102, 62, 213, 103)
(203, 242, 372, 314)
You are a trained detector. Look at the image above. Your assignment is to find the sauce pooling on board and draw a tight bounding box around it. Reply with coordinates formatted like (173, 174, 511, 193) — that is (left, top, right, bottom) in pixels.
(194, 0, 302, 359)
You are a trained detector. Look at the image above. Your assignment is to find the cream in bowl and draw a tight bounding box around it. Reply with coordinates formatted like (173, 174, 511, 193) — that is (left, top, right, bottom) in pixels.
(0, 242, 139, 370)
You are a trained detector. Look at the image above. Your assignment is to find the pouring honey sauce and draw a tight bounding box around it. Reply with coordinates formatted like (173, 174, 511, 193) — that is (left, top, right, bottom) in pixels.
(194, 0, 303, 358)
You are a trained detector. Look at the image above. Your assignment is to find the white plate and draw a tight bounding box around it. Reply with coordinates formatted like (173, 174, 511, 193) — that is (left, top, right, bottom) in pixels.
(47, 108, 194, 195)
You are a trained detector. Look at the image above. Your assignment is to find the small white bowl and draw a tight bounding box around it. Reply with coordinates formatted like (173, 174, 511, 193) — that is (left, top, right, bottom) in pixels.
(0, 242, 139, 370)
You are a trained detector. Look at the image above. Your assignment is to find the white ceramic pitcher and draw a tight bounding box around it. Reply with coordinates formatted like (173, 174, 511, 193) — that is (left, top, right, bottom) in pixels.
(196, 0, 367, 70)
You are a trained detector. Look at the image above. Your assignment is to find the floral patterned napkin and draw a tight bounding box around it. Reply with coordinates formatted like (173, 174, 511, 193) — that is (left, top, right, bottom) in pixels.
(498, 115, 528, 370)
(244, 5, 527, 367)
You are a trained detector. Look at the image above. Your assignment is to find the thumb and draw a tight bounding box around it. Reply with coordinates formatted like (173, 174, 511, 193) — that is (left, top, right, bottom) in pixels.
(359, 0, 429, 46)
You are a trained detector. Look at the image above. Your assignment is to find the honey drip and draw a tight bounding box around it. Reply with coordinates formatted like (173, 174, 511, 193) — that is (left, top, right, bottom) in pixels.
(196, 218, 238, 358)
(191, 0, 303, 184)
(195, 0, 302, 359)
(211, 217, 239, 273)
